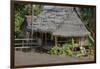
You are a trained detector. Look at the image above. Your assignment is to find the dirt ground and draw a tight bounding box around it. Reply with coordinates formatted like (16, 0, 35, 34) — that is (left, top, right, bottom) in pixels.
(15, 48, 94, 66)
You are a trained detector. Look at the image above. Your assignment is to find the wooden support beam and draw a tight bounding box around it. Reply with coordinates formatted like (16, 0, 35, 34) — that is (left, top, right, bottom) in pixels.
(45, 32, 47, 46)
(55, 36, 57, 46)
(35, 32, 37, 38)
(41, 32, 43, 46)
(26, 32, 29, 45)
(72, 38, 74, 48)
(79, 38, 86, 55)
(21, 40, 24, 51)
(51, 34, 53, 40)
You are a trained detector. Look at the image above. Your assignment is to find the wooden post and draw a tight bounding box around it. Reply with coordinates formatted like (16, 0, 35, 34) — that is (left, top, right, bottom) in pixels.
(35, 32, 37, 39)
(79, 38, 86, 55)
(26, 32, 29, 46)
(45, 32, 47, 46)
(21, 40, 24, 51)
(51, 34, 53, 40)
(55, 36, 57, 46)
(72, 38, 74, 48)
(41, 32, 43, 46)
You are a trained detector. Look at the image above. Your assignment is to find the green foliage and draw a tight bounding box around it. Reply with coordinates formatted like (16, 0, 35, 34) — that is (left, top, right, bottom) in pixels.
(49, 46, 62, 55)
(34, 5, 42, 16)
(15, 11, 24, 38)
(79, 7, 95, 43)
(14, 3, 42, 38)
(15, 11, 23, 33)
(88, 37, 94, 52)
(14, 3, 31, 38)
(14, 3, 32, 38)
(23, 4, 32, 15)
(49, 43, 73, 56)
(80, 7, 93, 25)
(15, 3, 32, 16)
(62, 43, 73, 56)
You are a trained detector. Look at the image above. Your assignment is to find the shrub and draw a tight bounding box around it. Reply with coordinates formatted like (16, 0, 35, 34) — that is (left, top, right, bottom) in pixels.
(49, 43, 73, 56)
(49, 46, 62, 55)
(62, 43, 73, 56)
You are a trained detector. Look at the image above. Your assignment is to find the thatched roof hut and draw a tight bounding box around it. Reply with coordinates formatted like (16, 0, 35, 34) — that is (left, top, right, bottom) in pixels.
(25, 6, 90, 37)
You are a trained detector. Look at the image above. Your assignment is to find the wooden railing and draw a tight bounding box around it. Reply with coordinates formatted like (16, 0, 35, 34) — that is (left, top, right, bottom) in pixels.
(14, 38, 41, 49)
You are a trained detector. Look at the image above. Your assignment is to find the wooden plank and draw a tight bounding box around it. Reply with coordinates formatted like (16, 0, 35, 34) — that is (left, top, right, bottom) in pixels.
(15, 43, 40, 46)
(15, 39, 35, 41)
(15, 47, 30, 49)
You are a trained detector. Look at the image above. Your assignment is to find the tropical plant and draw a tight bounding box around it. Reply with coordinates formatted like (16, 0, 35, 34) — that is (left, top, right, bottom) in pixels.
(79, 7, 93, 25)
(79, 7, 95, 41)
(34, 5, 42, 16)
(62, 43, 73, 56)
(49, 46, 62, 55)
(87, 38, 94, 56)
(14, 3, 42, 38)
(15, 11, 24, 38)
(49, 43, 73, 56)
(14, 3, 32, 38)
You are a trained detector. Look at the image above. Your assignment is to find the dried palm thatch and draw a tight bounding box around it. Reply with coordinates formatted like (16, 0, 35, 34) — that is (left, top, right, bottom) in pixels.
(25, 6, 90, 37)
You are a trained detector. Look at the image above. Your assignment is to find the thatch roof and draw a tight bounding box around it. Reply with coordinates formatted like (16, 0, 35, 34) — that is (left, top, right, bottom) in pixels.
(25, 6, 90, 37)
